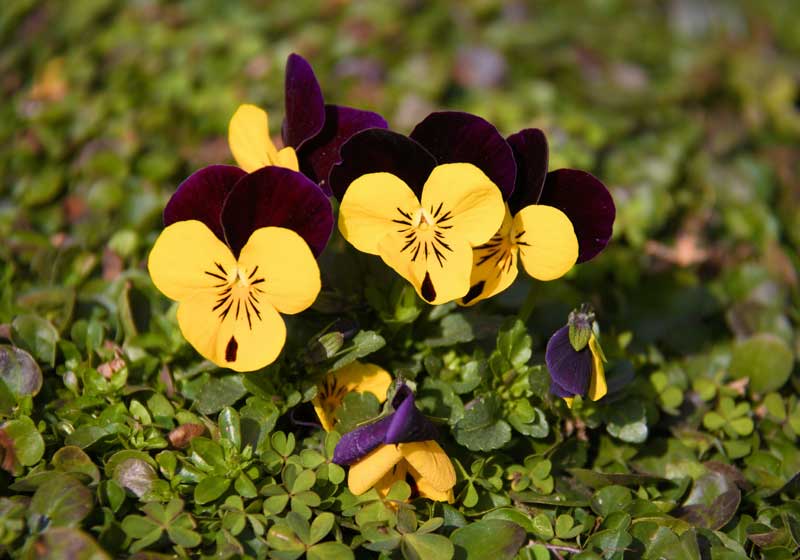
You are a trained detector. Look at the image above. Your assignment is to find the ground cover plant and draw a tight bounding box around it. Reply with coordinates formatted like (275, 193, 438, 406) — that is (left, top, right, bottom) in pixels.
(1, 1, 800, 558)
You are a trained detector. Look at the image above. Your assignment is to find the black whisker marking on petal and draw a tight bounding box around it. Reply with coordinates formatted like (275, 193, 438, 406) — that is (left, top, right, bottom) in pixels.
(397, 208, 412, 220)
(479, 241, 502, 249)
(411, 243, 421, 262)
(213, 296, 230, 312)
(515, 230, 526, 239)
(248, 265, 259, 279)
(392, 219, 411, 225)
(433, 202, 444, 218)
(248, 292, 259, 304)
(215, 262, 227, 275)
(220, 300, 233, 320)
(248, 299, 262, 320)
(400, 237, 416, 253)
(517, 241, 530, 246)
(438, 224, 453, 230)
(477, 248, 501, 266)
(245, 302, 252, 329)
(235, 300, 241, 320)
(432, 244, 446, 267)
(433, 236, 452, 252)
(251, 278, 265, 285)
(424, 242, 429, 260)
(437, 211, 452, 223)
(205, 271, 227, 281)
(405, 231, 416, 239)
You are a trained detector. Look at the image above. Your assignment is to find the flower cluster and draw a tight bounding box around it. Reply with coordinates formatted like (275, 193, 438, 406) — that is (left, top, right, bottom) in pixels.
(147, 53, 618, 496)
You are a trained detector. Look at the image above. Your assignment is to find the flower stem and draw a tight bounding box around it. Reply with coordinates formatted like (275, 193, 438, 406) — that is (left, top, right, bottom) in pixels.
(518, 280, 537, 323)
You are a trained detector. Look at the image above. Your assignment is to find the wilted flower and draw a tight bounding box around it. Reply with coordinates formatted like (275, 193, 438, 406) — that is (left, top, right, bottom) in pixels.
(312, 361, 392, 432)
(333, 385, 456, 502)
(545, 306, 608, 407)
(148, 165, 333, 372)
(228, 54, 388, 193)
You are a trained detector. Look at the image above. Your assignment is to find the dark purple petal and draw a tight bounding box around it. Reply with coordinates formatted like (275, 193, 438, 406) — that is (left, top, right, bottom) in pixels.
(332, 415, 393, 465)
(549, 377, 575, 398)
(329, 129, 436, 200)
(409, 111, 516, 199)
(163, 165, 246, 242)
(221, 166, 333, 258)
(545, 325, 591, 396)
(297, 104, 388, 195)
(282, 53, 326, 150)
(538, 169, 615, 263)
(384, 386, 438, 444)
(507, 128, 549, 214)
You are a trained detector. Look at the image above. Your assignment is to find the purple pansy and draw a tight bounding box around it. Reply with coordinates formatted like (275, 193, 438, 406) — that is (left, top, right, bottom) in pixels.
(281, 54, 388, 194)
(164, 164, 333, 257)
(329, 111, 516, 200)
(332, 384, 438, 466)
(545, 325, 592, 397)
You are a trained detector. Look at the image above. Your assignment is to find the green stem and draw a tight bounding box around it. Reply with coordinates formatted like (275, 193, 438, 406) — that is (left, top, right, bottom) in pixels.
(518, 280, 537, 323)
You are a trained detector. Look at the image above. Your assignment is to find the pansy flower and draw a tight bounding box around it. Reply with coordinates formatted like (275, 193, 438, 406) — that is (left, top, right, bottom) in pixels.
(545, 307, 607, 407)
(228, 53, 388, 194)
(312, 361, 392, 432)
(333, 385, 456, 502)
(461, 128, 615, 305)
(148, 164, 333, 372)
(332, 112, 513, 304)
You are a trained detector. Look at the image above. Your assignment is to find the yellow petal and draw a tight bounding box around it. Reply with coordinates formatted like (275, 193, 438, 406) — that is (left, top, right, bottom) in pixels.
(147, 220, 236, 302)
(275, 146, 299, 172)
(176, 287, 287, 372)
(374, 461, 408, 498)
(420, 163, 505, 247)
(338, 172, 421, 255)
(399, 441, 456, 492)
(563, 397, 575, 408)
(514, 205, 578, 281)
(237, 227, 321, 315)
(348, 444, 404, 496)
(416, 477, 455, 503)
(460, 205, 518, 306)
(313, 362, 392, 432)
(378, 228, 473, 305)
(228, 104, 279, 173)
(335, 361, 392, 401)
(587, 334, 608, 401)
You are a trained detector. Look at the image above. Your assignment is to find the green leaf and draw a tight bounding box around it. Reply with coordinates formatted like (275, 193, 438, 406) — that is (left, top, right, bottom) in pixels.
(531, 513, 554, 540)
(335, 391, 381, 433)
(605, 400, 648, 443)
(29, 474, 93, 528)
(52, 445, 100, 483)
(3, 415, 45, 466)
(196, 375, 247, 415)
(584, 529, 633, 560)
(113, 458, 157, 498)
(496, 319, 532, 370)
(267, 523, 305, 557)
(331, 330, 386, 370)
(450, 519, 526, 560)
(729, 334, 794, 393)
(33, 527, 110, 560)
(591, 486, 633, 517)
(309, 512, 335, 545)
(402, 532, 454, 560)
(307, 541, 355, 560)
(194, 476, 231, 504)
(453, 397, 512, 451)
(10, 314, 59, 367)
(218, 406, 242, 450)
(122, 515, 160, 539)
(0, 345, 43, 400)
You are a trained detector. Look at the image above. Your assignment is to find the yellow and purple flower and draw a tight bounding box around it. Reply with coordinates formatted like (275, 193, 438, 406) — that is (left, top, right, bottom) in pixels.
(461, 128, 616, 305)
(333, 385, 456, 502)
(147, 164, 333, 372)
(312, 361, 392, 432)
(331, 112, 513, 304)
(228, 54, 388, 194)
(545, 307, 608, 407)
